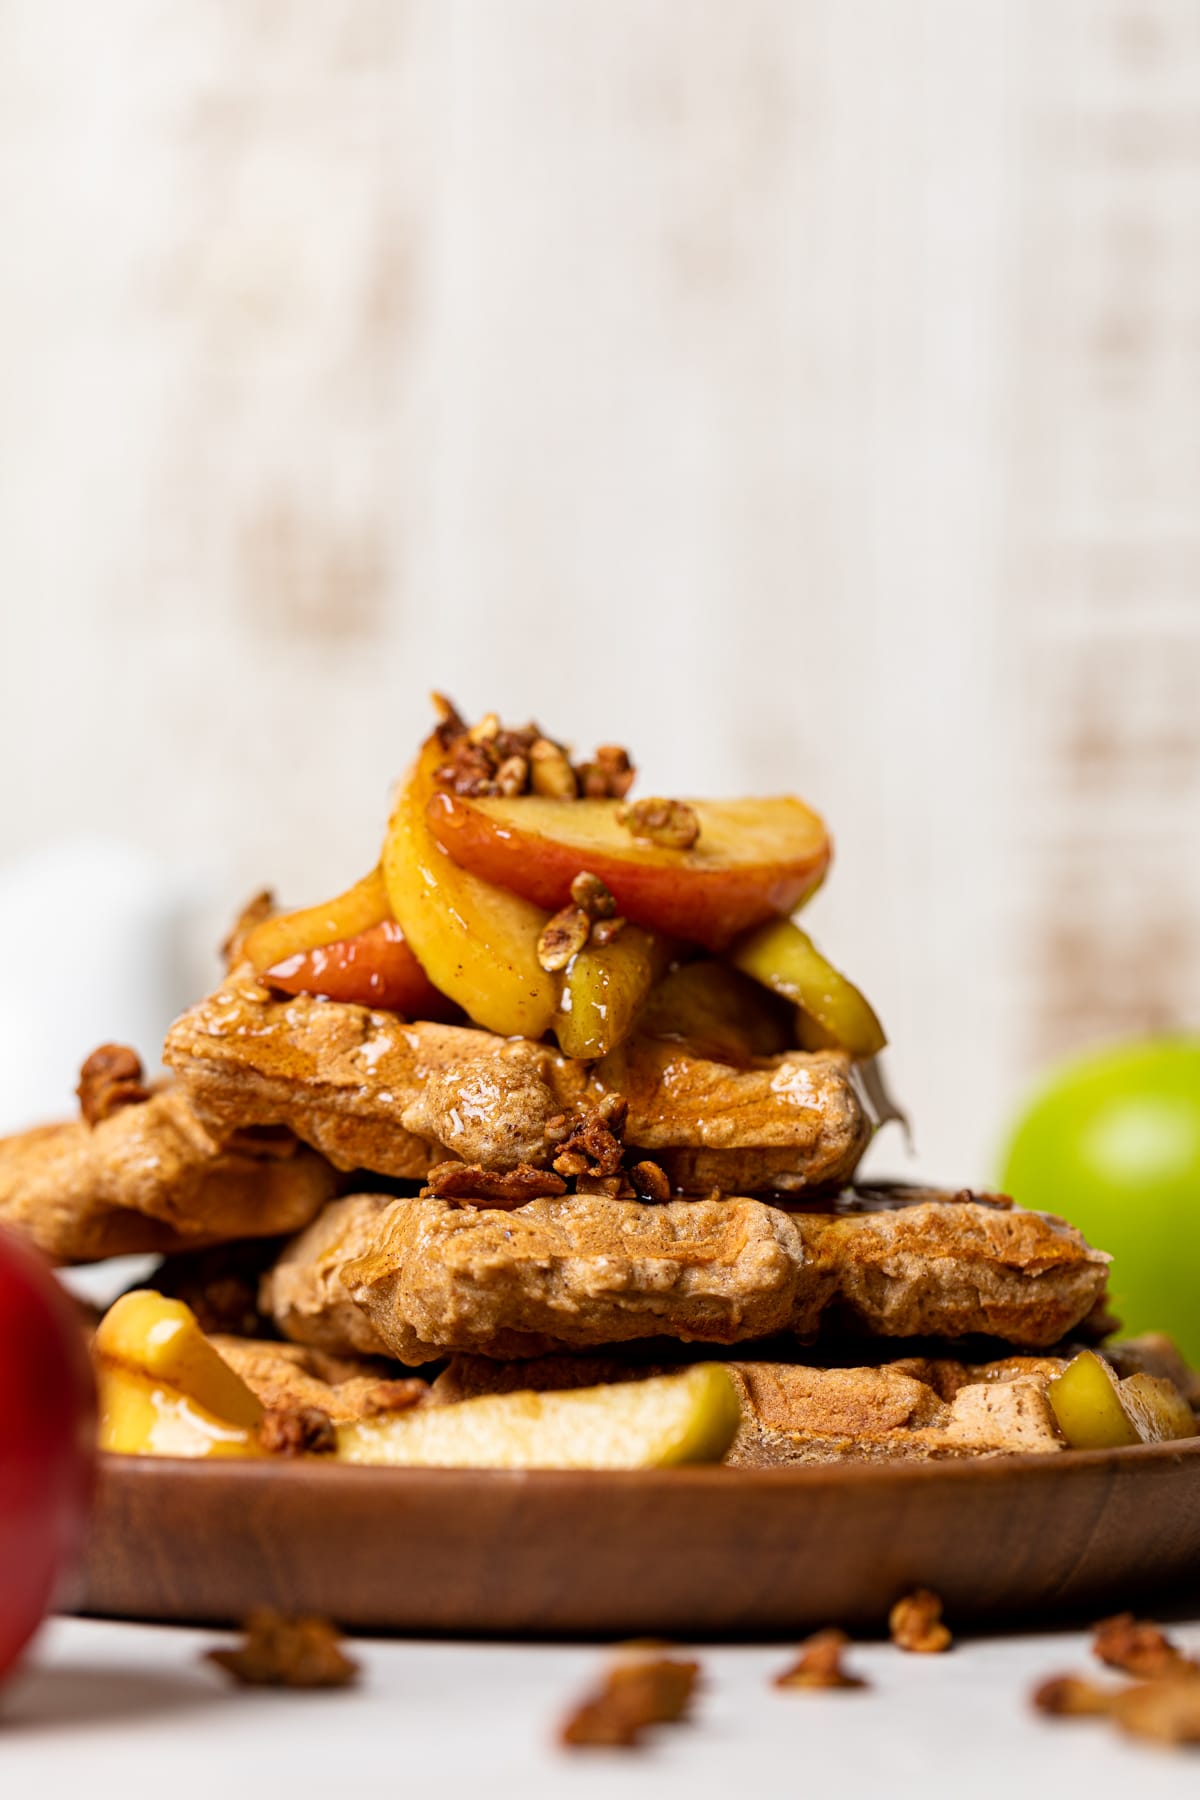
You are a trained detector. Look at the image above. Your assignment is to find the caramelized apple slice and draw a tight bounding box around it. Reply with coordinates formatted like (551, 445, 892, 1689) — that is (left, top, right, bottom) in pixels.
(264, 920, 459, 1020)
(554, 927, 671, 1060)
(427, 791, 830, 952)
(638, 961, 793, 1063)
(94, 1292, 264, 1459)
(1047, 1350, 1139, 1449)
(730, 920, 886, 1058)
(382, 738, 559, 1039)
(1047, 1350, 1197, 1449)
(242, 868, 392, 975)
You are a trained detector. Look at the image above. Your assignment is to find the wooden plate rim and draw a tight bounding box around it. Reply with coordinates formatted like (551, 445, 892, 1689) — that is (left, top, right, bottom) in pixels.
(96, 1432, 1200, 1496)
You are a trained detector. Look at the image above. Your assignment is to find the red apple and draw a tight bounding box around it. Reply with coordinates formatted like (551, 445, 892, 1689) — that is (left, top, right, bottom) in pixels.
(263, 919, 460, 1021)
(426, 791, 831, 951)
(0, 1227, 95, 1682)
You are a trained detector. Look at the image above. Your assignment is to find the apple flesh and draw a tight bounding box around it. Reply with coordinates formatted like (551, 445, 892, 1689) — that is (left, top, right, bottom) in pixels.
(553, 927, 671, 1060)
(263, 920, 460, 1021)
(637, 960, 794, 1063)
(339, 1364, 741, 1470)
(383, 738, 560, 1039)
(0, 1227, 95, 1682)
(730, 919, 887, 1058)
(93, 1291, 264, 1460)
(242, 867, 392, 975)
(427, 790, 830, 952)
(1047, 1348, 1196, 1449)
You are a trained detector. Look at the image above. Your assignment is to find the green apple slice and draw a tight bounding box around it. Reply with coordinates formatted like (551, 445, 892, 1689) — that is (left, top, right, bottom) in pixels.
(337, 1364, 741, 1470)
(730, 919, 886, 1058)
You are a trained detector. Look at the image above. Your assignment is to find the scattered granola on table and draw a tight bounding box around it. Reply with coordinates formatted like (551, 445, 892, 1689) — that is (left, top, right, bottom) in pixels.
(1092, 1612, 1197, 1679)
(889, 1589, 953, 1655)
(560, 1655, 700, 1748)
(773, 1629, 868, 1691)
(1033, 1615, 1200, 1753)
(205, 1608, 359, 1689)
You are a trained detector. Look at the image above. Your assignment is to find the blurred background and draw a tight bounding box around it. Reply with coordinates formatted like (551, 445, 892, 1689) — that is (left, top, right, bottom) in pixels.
(1, 0, 1198, 1186)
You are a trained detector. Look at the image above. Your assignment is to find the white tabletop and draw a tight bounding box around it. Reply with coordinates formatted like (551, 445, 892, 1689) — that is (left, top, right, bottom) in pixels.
(6, 1614, 1198, 1799)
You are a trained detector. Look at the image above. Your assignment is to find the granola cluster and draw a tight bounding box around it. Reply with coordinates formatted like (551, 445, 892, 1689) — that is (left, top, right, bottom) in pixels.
(432, 696, 635, 803)
(420, 1096, 673, 1211)
(257, 1404, 337, 1457)
(536, 871, 627, 973)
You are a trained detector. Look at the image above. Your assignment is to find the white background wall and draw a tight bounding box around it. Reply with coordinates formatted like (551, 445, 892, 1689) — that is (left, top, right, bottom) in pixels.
(1, 0, 1198, 1180)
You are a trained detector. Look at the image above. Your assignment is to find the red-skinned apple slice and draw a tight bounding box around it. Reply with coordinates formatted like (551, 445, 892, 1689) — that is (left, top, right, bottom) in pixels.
(263, 920, 460, 1021)
(382, 739, 560, 1039)
(242, 868, 392, 976)
(426, 792, 830, 951)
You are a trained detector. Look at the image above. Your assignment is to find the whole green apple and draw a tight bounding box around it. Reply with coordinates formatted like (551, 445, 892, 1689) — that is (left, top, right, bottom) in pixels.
(1001, 1038, 1200, 1362)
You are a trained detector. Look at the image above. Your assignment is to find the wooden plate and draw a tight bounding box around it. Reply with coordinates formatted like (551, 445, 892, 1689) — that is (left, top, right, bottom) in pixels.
(76, 1439, 1200, 1638)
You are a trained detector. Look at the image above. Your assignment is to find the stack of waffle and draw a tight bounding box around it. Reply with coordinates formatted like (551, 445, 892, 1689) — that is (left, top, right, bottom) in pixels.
(2, 703, 1189, 1463)
(2, 968, 1131, 1462)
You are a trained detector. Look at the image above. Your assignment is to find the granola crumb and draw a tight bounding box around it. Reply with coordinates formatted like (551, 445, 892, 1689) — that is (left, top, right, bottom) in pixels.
(889, 1589, 953, 1654)
(550, 1097, 628, 1179)
(494, 753, 530, 796)
(529, 737, 578, 799)
(570, 871, 618, 919)
(773, 1629, 868, 1691)
(1093, 1613, 1196, 1680)
(629, 1160, 672, 1203)
(205, 1609, 359, 1689)
(257, 1405, 337, 1458)
(574, 1174, 625, 1198)
(77, 1044, 150, 1126)
(424, 1161, 568, 1208)
(537, 905, 592, 973)
(578, 745, 635, 801)
(560, 1656, 700, 1748)
(590, 916, 627, 946)
(617, 796, 700, 851)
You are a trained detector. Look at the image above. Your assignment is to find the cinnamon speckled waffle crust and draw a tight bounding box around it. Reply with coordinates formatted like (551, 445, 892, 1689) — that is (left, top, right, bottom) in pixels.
(162, 977, 869, 1193)
(208, 1333, 1076, 1463)
(260, 1189, 1110, 1365)
(425, 1350, 1075, 1463)
(0, 1088, 337, 1264)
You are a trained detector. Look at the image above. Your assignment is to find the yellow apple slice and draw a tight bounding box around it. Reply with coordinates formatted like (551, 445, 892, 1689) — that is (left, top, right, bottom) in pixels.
(338, 1364, 740, 1470)
(637, 960, 793, 1063)
(730, 919, 886, 1058)
(94, 1292, 264, 1459)
(427, 790, 830, 951)
(1047, 1349, 1196, 1449)
(553, 927, 672, 1060)
(1047, 1351, 1139, 1449)
(382, 738, 559, 1039)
